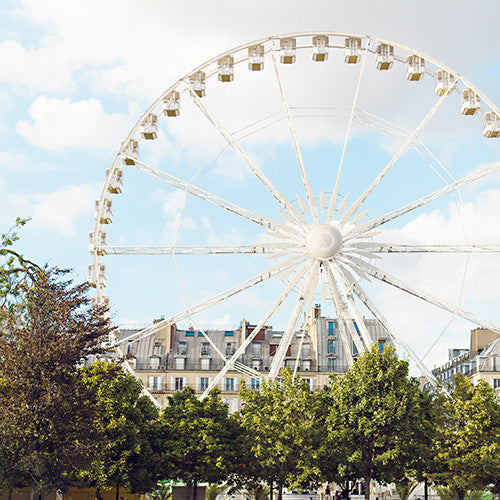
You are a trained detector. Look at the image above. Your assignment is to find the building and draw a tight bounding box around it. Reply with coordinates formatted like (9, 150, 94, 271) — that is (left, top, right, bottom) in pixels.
(431, 327, 500, 393)
(119, 305, 391, 410)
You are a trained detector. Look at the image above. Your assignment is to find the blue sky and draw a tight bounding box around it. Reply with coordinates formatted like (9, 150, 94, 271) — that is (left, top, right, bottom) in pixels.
(1, 0, 499, 370)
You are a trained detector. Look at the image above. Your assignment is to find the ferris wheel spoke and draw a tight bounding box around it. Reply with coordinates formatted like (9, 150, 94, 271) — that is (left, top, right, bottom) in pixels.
(336, 263, 440, 389)
(329, 261, 374, 348)
(345, 257, 500, 334)
(327, 42, 370, 222)
(323, 265, 358, 363)
(268, 261, 320, 380)
(200, 259, 312, 399)
(347, 243, 500, 254)
(115, 254, 307, 346)
(101, 243, 304, 256)
(129, 157, 300, 239)
(184, 82, 307, 227)
(340, 86, 456, 227)
(344, 161, 500, 240)
(270, 41, 319, 224)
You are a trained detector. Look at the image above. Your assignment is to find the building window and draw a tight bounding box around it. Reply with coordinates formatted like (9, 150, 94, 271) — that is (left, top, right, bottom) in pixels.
(285, 359, 296, 370)
(378, 339, 386, 353)
(225, 331, 234, 336)
(269, 344, 278, 356)
(185, 330, 194, 337)
(252, 342, 262, 357)
(494, 379, 500, 390)
(175, 357, 185, 370)
(353, 321, 360, 334)
(353, 341, 359, 355)
(200, 377, 209, 391)
(225, 378, 235, 391)
(302, 359, 311, 371)
(327, 339, 335, 354)
(201, 358, 210, 370)
(302, 343, 311, 357)
(174, 377, 184, 391)
(328, 358, 335, 371)
(201, 342, 210, 357)
(148, 376, 163, 390)
(177, 342, 187, 356)
(226, 342, 235, 356)
(250, 378, 260, 390)
(149, 356, 160, 369)
(252, 360, 260, 370)
(328, 321, 334, 335)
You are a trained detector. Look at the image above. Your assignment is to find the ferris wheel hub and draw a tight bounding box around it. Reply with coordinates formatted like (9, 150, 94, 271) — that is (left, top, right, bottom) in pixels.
(306, 223, 343, 260)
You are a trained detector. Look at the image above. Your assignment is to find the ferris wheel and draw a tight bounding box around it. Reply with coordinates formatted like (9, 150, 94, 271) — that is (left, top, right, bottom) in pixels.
(90, 32, 500, 404)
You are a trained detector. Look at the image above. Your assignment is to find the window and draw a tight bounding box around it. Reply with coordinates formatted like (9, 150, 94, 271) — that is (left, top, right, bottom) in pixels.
(185, 330, 194, 337)
(352, 341, 359, 355)
(378, 339, 386, 353)
(225, 342, 234, 356)
(197, 331, 204, 337)
(302, 359, 311, 371)
(327, 339, 335, 354)
(175, 357, 185, 370)
(200, 377, 209, 391)
(353, 321, 360, 334)
(225, 331, 234, 336)
(250, 378, 260, 390)
(328, 321, 335, 335)
(269, 344, 278, 356)
(201, 358, 211, 370)
(302, 343, 311, 357)
(252, 360, 260, 370)
(148, 376, 163, 390)
(174, 377, 184, 390)
(225, 378, 235, 391)
(252, 342, 262, 357)
(328, 358, 335, 371)
(201, 342, 210, 357)
(177, 342, 187, 355)
(149, 356, 160, 369)
(494, 379, 500, 390)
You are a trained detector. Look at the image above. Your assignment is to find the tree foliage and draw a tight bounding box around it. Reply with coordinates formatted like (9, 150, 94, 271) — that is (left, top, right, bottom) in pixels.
(323, 345, 435, 500)
(238, 369, 320, 500)
(429, 373, 500, 500)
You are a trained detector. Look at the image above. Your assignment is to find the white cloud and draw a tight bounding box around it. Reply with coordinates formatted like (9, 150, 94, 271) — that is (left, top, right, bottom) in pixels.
(16, 96, 130, 151)
(0, 179, 100, 236)
(153, 188, 197, 238)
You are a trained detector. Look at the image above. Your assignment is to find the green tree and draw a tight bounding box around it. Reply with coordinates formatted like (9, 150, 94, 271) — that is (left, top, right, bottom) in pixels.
(0, 262, 111, 496)
(238, 369, 319, 500)
(324, 345, 435, 500)
(74, 361, 160, 498)
(157, 387, 242, 500)
(429, 373, 500, 500)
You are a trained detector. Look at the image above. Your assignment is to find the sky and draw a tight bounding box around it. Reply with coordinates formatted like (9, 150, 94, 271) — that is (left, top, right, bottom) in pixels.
(1, 0, 499, 372)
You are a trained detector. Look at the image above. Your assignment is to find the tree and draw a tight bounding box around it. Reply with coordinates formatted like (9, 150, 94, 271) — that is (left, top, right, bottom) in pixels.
(74, 361, 160, 498)
(157, 387, 242, 500)
(0, 262, 111, 496)
(238, 369, 320, 500)
(324, 345, 435, 500)
(429, 373, 500, 500)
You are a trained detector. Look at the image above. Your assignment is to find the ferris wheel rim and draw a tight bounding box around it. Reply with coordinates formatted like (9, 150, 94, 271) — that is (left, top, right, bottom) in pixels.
(90, 31, 500, 403)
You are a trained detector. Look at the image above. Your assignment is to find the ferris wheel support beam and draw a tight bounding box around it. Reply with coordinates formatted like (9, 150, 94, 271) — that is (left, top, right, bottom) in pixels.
(340, 85, 457, 227)
(268, 261, 320, 380)
(323, 264, 357, 364)
(348, 243, 500, 254)
(327, 42, 370, 221)
(344, 256, 500, 335)
(344, 161, 500, 240)
(200, 260, 312, 399)
(184, 84, 308, 228)
(337, 264, 441, 389)
(329, 261, 374, 348)
(129, 158, 305, 238)
(270, 41, 319, 224)
(115, 254, 307, 346)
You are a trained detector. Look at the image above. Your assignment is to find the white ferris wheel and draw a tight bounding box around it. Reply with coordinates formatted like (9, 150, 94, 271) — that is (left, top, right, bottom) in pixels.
(90, 32, 500, 404)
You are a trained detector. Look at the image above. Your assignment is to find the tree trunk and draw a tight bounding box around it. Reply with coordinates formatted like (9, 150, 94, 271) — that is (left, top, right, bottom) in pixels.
(96, 488, 103, 500)
(277, 484, 283, 500)
(8, 489, 12, 500)
(269, 483, 273, 500)
(453, 488, 465, 500)
(364, 477, 371, 500)
(193, 480, 198, 500)
(116, 483, 120, 500)
(424, 478, 428, 500)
